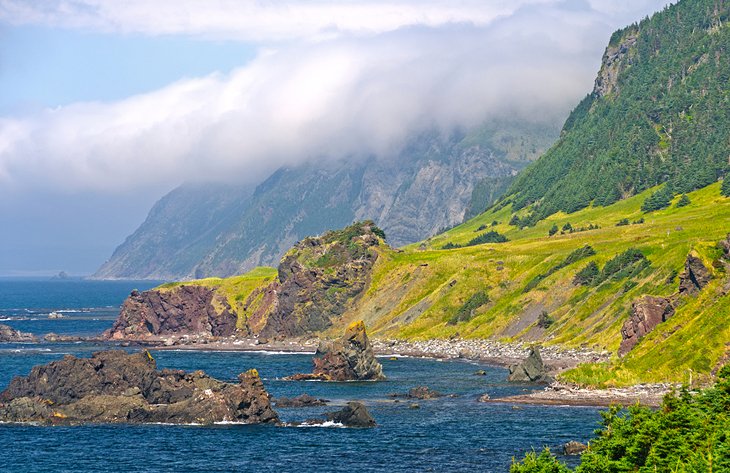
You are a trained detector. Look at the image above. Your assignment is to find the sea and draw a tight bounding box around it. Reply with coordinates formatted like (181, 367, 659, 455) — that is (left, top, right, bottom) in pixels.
(0, 278, 601, 473)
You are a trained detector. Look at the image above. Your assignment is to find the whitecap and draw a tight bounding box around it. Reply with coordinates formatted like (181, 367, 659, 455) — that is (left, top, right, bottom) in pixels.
(294, 420, 345, 428)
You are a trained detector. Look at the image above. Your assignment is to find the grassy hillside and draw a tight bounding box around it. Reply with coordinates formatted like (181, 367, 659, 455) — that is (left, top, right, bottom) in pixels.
(163, 182, 730, 386)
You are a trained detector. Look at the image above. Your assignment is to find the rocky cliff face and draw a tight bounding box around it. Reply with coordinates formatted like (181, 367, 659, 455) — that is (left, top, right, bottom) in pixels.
(104, 285, 238, 341)
(253, 223, 382, 338)
(619, 296, 675, 356)
(94, 124, 557, 280)
(0, 350, 278, 425)
(106, 222, 385, 341)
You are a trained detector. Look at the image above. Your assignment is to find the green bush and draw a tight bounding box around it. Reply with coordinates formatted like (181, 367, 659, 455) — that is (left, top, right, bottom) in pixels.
(641, 185, 673, 212)
(675, 193, 691, 207)
(448, 290, 489, 325)
(722, 178, 730, 197)
(512, 369, 730, 472)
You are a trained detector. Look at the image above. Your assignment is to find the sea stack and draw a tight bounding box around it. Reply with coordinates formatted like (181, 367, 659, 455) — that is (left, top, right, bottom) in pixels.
(287, 321, 385, 381)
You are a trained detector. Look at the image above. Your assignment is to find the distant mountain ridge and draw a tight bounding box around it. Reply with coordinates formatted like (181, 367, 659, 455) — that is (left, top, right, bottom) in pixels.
(94, 123, 558, 280)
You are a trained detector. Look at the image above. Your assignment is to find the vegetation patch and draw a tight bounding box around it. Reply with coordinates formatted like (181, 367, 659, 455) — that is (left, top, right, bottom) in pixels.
(523, 245, 596, 292)
(574, 248, 648, 287)
(448, 290, 489, 325)
(512, 367, 730, 472)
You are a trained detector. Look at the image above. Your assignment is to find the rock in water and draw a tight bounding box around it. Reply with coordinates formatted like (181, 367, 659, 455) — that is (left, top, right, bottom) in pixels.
(562, 441, 588, 455)
(287, 321, 385, 381)
(0, 324, 37, 343)
(324, 401, 376, 427)
(618, 296, 674, 356)
(678, 253, 712, 295)
(507, 346, 552, 383)
(0, 350, 278, 425)
(273, 394, 329, 408)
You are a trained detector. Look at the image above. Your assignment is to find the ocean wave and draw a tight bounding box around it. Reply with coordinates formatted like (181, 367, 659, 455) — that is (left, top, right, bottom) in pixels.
(294, 421, 345, 428)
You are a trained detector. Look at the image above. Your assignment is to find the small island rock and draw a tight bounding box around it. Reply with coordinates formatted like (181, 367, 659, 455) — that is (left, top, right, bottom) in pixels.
(0, 350, 278, 425)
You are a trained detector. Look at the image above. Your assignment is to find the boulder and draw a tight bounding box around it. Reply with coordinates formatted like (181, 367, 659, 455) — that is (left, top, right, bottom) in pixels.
(0, 324, 37, 343)
(324, 401, 376, 427)
(562, 441, 588, 455)
(287, 321, 385, 381)
(507, 346, 552, 383)
(678, 254, 712, 295)
(273, 394, 329, 408)
(0, 350, 278, 425)
(719, 234, 730, 259)
(619, 296, 674, 356)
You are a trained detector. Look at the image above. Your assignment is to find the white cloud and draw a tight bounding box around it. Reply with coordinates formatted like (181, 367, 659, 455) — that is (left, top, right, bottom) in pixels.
(0, 0, 550, 41)
(0, 0, 672, 192)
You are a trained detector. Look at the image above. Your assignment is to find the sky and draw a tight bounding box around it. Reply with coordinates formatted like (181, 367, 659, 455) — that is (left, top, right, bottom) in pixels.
(0, 0, 672, 276)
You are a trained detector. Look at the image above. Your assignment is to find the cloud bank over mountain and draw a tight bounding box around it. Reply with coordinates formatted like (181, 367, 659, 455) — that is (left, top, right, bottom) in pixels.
(0, 0, 672, 193)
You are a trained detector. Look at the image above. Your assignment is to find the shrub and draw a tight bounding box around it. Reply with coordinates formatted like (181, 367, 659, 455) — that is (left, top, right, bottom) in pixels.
(616, 218, 630, 226)
(466, 231, 508, 246)
(722, 177, 730, 197)
(574, 261, 599, 286)
(641, 185, 673, 212)
(549, 224, 559, 236)
(448, 291, 489, 325)
(675, 193, 691, 207)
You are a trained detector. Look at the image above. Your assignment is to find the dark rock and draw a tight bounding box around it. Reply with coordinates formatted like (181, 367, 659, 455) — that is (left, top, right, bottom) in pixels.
(287, 321, 384, 381)
(0, 324, 37, 343)
(619, 296, 674, 356)
(324, 401, 376, 427)
(104, 285, 238, 341)
(562, 441, 588, 455)
(273, 394, 329, 408)
(507, 346, 552, 383)
(390, 386, 443, 399)
(678, 254, 712, 295)
(0, 350, 278, 425)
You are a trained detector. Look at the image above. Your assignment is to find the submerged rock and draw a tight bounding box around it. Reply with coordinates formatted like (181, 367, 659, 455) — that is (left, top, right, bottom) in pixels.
(287, 321, 384, 381)
(0, 350, 278, 425)
(0, 324, 37, 343)
(619, 296, 674, 356)
(390, 386, 444, 400)
(273, 394, 329, 408)
(507, 346, 552, 383)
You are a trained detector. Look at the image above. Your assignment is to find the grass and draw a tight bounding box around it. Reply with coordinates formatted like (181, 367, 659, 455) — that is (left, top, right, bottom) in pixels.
(154, 183, 730, 386)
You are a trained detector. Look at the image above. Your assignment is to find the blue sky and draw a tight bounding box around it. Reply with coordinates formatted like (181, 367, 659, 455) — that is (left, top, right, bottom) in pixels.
(0, 26, 256, 114)
(0, 0, 672, 276)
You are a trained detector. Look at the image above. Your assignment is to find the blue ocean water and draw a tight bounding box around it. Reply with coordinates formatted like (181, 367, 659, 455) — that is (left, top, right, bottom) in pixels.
(0, 279, 601, 473)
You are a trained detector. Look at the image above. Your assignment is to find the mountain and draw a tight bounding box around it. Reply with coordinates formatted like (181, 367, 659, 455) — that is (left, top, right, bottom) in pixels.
(506, 0, 729, 222)
(94, 122, 558, 280)
(106, 0, 730, 386)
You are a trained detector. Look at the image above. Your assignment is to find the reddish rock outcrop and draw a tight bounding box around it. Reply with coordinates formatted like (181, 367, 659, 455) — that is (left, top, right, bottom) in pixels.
(0, 350, 278, 425)
(619, 296, 674, 356)
(104, 285, 237, 340)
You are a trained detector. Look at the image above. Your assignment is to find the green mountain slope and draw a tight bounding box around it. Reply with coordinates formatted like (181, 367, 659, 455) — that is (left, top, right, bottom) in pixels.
(507, 0, 729, 221)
